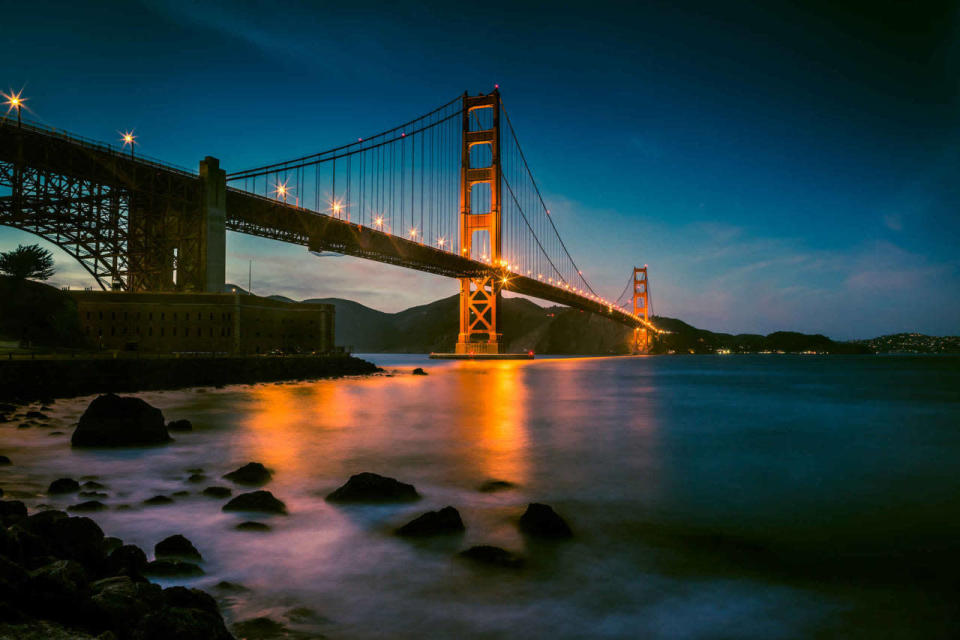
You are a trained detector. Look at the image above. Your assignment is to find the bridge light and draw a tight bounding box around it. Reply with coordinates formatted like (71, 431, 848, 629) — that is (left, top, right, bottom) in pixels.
(272, 179, 291, 202)
(437, 237, 445, 248)
(374, 216, 384, 228)
(410, 227, 418, 239)
(501, 276, 509, 285)
(120, 130, 136, 158)
(2, 89, 26, 127)
(332, 201, 342, 215)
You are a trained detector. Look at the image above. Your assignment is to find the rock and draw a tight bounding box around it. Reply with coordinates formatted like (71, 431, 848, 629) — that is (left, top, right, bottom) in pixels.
(201, 486, 231, 498)
(68, 501, 107, 513)
(155, 535, 202, 561)
(213, 580, 248, 593)
(0, 403, 16, 413)
(186, 468, 204, 474)
(162, 586, 219, 614)
(232, 617, 290, 639)
(24, 514, 106, 571)
(18, 422, 33, 429)
(0, 455, 11, 465)
(458, 545, 524, 568)
(90, 576, 164, 636)
(325, 472, 420, 503)
(143, 495, 174, 506)
(187, 474, 207, 483)
(519, 503, 573, 539)
(27, 559, 91, 624)
(234, 521, 270, 532)
(166, 419, 193, 432)
(223, 462, 272, 486)
(101, 537, 123, 555)
(71, 393, 171, 448)
(0, 499, 28, 526)
(222, 491, 286, 514)
(79, 491, 108, 499)
(25, 411, 48, 420)
(412, 367, 428, 375)
(104, 544, 148, 578)
(138, 604, 233, 640)
(478, 479, 517, 493)
(143, 559, 204, 577)
(82, 481, 106, 490)
(172, 491, 190, 497)
(396, 506, 465, 536)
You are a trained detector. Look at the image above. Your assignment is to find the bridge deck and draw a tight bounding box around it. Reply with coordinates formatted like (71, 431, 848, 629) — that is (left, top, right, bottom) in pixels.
(1, 118, 649, 330)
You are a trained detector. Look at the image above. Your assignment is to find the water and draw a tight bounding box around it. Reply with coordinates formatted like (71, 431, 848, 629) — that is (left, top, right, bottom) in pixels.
(2, 355, 959, 639)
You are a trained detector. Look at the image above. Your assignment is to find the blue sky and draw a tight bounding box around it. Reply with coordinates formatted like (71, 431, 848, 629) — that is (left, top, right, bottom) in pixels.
(2, 0, 958, 338)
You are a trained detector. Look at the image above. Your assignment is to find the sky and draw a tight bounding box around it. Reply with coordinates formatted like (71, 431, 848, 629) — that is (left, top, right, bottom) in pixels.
(2, 0, 958, 339)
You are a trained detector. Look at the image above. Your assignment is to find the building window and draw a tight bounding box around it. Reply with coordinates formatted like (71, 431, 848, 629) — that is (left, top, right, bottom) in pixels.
(86, 311, 91, 320)
(149, 327, 153, 336)
(98, 311, 103, 320)
(123, 311, 128, 320)
(172, 327, 177, 336)
(209, 312, 213, 321)
(111, 327, 115, 336)
(161, 312, 165, 321)
(160, 328, 164, 337)
(111, 312, 115, 320)
(209, 327, 213, 337)
(173, 312, 177, 321)
(149, 312, 153, 321)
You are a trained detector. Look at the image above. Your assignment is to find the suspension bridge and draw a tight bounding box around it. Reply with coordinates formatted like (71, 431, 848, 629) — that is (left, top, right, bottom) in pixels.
(0, 88, 656, 354)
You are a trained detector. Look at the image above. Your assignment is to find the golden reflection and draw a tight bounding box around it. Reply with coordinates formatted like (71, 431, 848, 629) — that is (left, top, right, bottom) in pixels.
(451, 360, 530, 485)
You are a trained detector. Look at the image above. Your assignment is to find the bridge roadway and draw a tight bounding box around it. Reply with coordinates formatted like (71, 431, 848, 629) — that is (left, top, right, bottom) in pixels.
(0, 118, 650, 331)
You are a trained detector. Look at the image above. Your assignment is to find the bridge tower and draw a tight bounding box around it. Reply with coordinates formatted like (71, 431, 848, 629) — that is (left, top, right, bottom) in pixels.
(456, 89, 502, 354)
(633, 266, 650, 353)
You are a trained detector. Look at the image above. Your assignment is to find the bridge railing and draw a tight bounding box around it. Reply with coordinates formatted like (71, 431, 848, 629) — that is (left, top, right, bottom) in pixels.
(0, 116, 197, 177)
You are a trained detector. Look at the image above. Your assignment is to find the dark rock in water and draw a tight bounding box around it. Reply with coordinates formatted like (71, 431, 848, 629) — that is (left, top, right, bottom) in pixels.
(187, 474, 207, 483)
(326, 472, 420, 503)
(71, 393, 171, 448)
(82, 481, 106, 490)
(155, 534, 202, 561)
(25, 410, 48, 420)
(163, 585, 219, 614)
(519, 503, 573, 539)
(28, 559, 90, 619)
(412, 367, 428, 375)
(143, 495, 174, 506)
(458, 545, 524, 568)
(213, 580, 249, 593)
(232, 616, 290, 639)
(68, 500, 107, 513)
(186, 468, 204, 474)
(90, 576, 164, 635)
(49, 431, 65, 436)
(396, 506, 465, 537)
(0, 487, 3, 498)
(105, 544, 149, 578)
(18, 512, 106, 571)
(172, 490, 190, 497)
(18, 422, 33, 429)
(101, 536, 122, 555)
(79, 491, 108, 499)
(222, 490, 286, 514)
(201, 486, 232, 498)
(478, 479, 517, 493)
(0, 455, 11, 465)
(167, 419, 193, 432)
(0, 499, 28, 526)
(234, 521, 270, 532)
(0, 403, 16, 413)
(144, 559, 204, 577)
(223, 462, 272, 486)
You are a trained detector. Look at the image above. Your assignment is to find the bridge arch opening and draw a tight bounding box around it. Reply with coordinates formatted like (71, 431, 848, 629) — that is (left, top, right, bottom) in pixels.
(0, 226, 105, 290)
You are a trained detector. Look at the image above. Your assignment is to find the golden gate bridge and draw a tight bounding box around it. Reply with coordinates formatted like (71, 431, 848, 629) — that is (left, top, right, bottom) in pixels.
(0, 88, 657, 354)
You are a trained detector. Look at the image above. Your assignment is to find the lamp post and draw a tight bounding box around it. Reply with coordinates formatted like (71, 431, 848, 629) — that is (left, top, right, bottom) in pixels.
(121, 131, 136, 158)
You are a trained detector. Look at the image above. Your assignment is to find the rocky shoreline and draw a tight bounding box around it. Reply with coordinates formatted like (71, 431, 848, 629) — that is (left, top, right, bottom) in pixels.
(1, 391, 576, 639)
(0, 354, 381, 403)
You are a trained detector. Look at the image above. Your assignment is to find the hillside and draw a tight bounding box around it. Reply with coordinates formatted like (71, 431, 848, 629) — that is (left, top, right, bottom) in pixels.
(0, 276, 85, 348)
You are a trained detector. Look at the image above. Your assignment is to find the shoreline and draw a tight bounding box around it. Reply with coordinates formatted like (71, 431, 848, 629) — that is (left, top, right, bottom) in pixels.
(0, 354, 381, 402)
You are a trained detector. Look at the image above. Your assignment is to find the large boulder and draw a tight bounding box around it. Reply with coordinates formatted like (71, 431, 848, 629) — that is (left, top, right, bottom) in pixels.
(144, 559, 204, 577)
(90, 576, 164, 636)
(201, 486, 231, 499)
(0, 454, 12, 465)
(0, 499, 27, 527)
(104, 544, 149, 578)
(166, 419, 193, 432)
(396, 506, 465, 537)
(518, 503, 573, 539)
(72, 394, 170, 448)
(222, 490, 286, 514)
(325, 472, 420, 503)
(154, 535, 202, 561)
(223, 462, 272, 486)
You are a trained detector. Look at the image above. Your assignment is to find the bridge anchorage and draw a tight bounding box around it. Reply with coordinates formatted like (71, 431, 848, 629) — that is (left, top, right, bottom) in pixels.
(1, 87, 659, 355)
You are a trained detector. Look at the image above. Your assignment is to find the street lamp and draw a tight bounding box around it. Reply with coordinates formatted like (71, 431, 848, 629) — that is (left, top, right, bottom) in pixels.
(3, 89, 26, 127)
(120, 130, 136, 158)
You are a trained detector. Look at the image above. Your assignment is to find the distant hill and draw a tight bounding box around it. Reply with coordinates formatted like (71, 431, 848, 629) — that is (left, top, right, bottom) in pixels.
(852, 333, 960, 354)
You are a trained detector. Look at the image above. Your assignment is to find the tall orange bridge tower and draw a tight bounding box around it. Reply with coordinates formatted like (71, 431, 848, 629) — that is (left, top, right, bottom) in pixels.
(456, 89, 503, 354)
(633, 265, 651, 353)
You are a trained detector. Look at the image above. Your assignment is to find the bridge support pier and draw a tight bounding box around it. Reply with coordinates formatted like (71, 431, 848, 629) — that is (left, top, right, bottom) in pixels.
(632, 266, 650, 353)
(455, 90, 502, 355)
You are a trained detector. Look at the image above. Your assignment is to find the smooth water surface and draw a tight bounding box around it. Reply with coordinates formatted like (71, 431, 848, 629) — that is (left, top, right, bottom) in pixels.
(1, 355, 958, 638)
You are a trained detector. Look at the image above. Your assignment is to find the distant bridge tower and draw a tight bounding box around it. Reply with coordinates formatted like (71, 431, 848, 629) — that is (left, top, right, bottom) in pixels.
(456, 89, 502, 354)
(633, 265, 650, 353)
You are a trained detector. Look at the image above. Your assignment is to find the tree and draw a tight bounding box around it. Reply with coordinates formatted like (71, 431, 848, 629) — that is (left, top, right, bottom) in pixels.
(0, 244, 56, 280)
